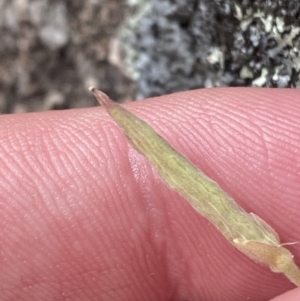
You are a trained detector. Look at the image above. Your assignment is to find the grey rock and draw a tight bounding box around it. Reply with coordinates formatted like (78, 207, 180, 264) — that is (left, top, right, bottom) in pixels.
(38, 2, 69, 50)
(0, 0, 131, 114)
(119, 0, 300, 99)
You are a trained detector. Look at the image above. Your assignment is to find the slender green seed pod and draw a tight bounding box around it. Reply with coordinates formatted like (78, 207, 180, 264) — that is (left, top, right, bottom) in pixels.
(90, 87, 300, 287)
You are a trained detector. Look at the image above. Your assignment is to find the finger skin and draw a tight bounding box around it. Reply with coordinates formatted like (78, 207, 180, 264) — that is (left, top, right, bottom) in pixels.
(270, 288, 300, 301)
(0, 88, 299, 300)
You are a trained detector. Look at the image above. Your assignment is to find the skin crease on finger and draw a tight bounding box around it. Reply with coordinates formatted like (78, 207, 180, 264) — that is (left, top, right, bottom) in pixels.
(0, 88, 299, 301)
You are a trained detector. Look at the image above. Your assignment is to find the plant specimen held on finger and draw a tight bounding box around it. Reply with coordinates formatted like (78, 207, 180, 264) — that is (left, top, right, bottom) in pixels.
(90, 87, 300, 287)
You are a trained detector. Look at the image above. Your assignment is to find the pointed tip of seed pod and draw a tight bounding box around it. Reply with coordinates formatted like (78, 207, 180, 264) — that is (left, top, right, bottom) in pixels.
(89, 86, 115, 108)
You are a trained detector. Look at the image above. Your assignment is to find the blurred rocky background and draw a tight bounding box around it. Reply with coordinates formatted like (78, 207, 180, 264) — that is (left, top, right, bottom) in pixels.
(0, 0, 133, 113)
(0, 0, 299, 113)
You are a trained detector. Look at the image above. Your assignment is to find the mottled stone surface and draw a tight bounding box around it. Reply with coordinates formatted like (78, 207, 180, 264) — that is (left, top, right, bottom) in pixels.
(0, 0, 299, 113)
(119, 0, 300, 99)
(0, 0, 133, 113)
